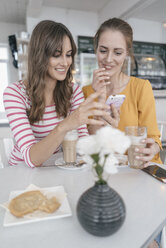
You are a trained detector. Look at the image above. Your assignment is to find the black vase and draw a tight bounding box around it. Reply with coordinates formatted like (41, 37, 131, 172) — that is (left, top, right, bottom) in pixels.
(76, 183, 126, 237)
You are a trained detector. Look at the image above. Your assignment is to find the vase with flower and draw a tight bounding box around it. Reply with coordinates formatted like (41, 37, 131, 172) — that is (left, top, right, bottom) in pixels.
(76, 126, 131, 237)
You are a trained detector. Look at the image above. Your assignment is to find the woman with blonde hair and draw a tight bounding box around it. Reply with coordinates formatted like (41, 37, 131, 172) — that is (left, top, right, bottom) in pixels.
(3, 20, 110, 167)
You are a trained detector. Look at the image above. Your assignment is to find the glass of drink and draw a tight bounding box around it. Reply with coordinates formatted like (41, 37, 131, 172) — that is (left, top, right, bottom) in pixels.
(62, 130, 78, 165)
(125, 126, 147, 169)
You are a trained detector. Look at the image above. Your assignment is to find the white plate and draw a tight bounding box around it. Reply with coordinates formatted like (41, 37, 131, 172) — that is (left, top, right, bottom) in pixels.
(55, 154, 88, 170)
(57, 163, 88, 170)
(3, 185, 72, 227)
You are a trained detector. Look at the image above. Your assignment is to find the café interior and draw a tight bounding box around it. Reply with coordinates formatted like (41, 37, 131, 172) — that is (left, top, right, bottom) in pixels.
(0, 0, 166, 248)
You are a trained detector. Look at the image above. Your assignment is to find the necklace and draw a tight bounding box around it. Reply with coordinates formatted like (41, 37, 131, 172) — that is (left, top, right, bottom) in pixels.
(107, 74, 130, 95)
(113, 81, 129, 89)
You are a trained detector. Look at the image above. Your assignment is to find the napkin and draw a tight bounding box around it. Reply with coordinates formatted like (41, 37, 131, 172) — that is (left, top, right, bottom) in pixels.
(0, 184, 66, 219)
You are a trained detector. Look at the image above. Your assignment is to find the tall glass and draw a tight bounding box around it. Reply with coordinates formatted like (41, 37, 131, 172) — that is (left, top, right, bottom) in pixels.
(62, 130, 78, 165)
(125, 126, 147, 169)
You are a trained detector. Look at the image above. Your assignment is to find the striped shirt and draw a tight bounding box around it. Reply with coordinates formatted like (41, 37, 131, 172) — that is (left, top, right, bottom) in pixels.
(3, 81, 88, 167)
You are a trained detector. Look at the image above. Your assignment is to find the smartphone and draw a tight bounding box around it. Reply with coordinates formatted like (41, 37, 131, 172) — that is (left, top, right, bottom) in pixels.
(106, 95, 126, 108)
(142, 164, 166, 183)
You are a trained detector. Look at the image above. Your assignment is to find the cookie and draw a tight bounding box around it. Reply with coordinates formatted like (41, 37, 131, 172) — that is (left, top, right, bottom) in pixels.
(8, 190, 60, 217)
(39, 197, 60, 213)
(8, 190, 46, 217)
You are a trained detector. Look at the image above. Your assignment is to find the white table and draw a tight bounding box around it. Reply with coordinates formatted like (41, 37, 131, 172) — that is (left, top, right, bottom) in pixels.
(0, 164, 166, 248)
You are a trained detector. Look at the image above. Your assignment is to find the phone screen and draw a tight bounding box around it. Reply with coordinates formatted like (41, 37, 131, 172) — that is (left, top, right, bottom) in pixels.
(142, 165, 166, 183)
(106, 95, 126, 108)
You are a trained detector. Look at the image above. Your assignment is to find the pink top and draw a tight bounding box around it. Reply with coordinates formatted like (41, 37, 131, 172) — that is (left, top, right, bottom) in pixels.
(3, 81, 88, 167)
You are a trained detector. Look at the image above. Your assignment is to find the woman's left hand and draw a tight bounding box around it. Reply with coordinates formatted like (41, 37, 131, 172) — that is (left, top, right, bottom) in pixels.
(135, 138, 160, 167)
(102, 104, 120, 128)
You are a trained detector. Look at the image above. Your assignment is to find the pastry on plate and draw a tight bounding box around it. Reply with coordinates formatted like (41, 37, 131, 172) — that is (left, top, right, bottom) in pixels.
(8, 190, 60, 217)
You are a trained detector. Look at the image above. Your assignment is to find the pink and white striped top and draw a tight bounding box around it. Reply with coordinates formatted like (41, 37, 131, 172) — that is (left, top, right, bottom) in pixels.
(3, 81, 88, 167)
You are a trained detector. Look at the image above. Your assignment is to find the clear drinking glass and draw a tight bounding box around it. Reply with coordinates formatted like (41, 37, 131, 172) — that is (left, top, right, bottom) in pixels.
(62, 130, 78, 165)
(125, 126, 147, 169)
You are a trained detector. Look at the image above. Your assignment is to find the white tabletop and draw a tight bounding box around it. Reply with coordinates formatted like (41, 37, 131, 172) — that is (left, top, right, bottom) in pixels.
(0, 164, 166, 248)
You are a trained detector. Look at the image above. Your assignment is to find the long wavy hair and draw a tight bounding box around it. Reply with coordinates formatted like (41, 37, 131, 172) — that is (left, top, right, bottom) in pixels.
(94, 18, 134, 72)
(26, 20, 76, 124)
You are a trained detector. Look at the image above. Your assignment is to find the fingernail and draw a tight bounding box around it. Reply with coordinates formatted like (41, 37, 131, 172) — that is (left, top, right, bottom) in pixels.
(135, 148, 139, 152)
(136, 156, 140, 159)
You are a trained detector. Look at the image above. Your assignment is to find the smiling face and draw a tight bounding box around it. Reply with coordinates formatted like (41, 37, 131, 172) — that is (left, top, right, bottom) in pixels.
(47, 35, 72, 82)
(96, 29, 127, 77)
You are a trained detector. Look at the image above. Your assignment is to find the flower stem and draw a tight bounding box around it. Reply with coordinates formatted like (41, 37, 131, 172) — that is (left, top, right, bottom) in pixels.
(91, 153, 108, 185)
(95, 163, 106, 184)
(96, 179, 107, 185)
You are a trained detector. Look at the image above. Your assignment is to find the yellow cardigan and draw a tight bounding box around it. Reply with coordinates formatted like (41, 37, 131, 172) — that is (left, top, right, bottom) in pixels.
(82, 76, 162, 164)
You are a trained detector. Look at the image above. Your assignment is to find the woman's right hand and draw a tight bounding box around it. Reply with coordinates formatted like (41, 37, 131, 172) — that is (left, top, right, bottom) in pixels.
(92, 68, 110, 92)
(66, 91, 110, 129)
(92, 68, 111, 103)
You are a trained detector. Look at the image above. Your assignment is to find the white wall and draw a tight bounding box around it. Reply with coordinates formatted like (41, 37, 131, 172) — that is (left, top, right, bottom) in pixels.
(0, 22, 25, 44)
(98, 0, 140, 25)
(26, 6, 166, 45)
(0, 21, 26, 83)
(162, 26, 166, 43)
(26, 6, 98, 42)
(127, 18, 166, 43)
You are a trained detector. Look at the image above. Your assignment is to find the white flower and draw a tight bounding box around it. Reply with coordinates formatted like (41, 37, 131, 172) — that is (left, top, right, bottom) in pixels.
(76, 135, 100, 155)
(96, 126, 131, 154)
(76, 126, 131, 183)
(82, 154, 94, 166)
(104, 154, 118, 174)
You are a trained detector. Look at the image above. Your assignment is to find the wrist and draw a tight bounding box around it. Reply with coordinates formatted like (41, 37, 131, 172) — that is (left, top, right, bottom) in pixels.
(55, 115, 76, 135)
(54, 119, 69, 136)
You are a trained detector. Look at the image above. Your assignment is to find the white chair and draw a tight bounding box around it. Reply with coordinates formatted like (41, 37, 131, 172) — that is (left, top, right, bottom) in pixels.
(0, 126, 14, 168)
(161, 226, 166, 248)
(157, 121, 166, 248)
(158, 121, 166, 142)
(158, 121, 166, 164)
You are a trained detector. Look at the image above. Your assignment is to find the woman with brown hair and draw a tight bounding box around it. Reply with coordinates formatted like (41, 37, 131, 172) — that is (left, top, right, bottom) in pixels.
(83, 17, 162, 168)
(3, 20, 110, 167)
(82, 17, 161, 248)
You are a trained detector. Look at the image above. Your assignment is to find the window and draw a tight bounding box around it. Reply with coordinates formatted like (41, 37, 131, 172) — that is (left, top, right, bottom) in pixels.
(0, 44, 9, 118)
